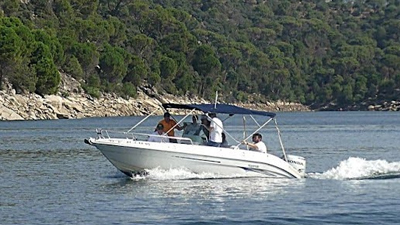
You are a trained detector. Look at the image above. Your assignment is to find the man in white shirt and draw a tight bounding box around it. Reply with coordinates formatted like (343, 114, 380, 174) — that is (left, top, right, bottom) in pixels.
(205, 112, 223, 147)
(243, 133, 267, 153)
(148, 124, 168, 142)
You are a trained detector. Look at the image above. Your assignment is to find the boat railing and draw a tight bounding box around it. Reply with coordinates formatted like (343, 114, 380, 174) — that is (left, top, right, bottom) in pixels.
(96, 129, 139, 140)
(129, 132, 196, 144)
(95, 128, 270, 150)
(96, 129, 198, 145)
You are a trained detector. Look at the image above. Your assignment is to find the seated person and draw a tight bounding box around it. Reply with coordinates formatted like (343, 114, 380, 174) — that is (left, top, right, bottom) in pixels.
(183, 115, 201, 135)
(182, 115, 206, 144)
(148, 124, 169, 142)
(242, 133, 267, 153)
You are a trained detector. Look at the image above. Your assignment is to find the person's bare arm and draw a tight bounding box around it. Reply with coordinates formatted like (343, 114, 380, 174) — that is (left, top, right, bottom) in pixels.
(243, 141, 259, 150)
(176, 121, 187, 131)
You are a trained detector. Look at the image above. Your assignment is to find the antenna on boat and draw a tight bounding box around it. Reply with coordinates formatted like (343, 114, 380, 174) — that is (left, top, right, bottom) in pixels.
(243, 116, 246, 138)
(214, 91, 218, 109)
(243, 116, 249, 150)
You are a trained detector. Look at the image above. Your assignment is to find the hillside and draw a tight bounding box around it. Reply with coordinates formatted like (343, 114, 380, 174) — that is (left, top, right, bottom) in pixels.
(0, 0, 400, 112)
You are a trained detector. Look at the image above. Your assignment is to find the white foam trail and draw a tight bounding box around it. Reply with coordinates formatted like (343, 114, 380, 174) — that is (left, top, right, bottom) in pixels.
(131, 167, 249, 180)
(309, 157, 400, 180)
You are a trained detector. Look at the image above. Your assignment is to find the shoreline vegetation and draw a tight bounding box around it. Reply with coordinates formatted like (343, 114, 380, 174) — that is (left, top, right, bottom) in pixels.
(0, 0, 400, 120)
(2, 2, 400, 117)
(1, 74, 398, 121)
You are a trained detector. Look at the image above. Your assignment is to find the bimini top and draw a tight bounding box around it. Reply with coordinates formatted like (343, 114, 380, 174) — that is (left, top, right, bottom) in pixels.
(162, 103, 276, 118)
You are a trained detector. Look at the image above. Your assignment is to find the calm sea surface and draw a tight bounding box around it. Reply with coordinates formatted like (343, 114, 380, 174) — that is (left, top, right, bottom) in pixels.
(1, 111, 400, 224)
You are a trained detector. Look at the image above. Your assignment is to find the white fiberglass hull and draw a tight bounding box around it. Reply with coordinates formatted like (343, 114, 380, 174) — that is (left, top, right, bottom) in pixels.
(89, 137, 304, 178)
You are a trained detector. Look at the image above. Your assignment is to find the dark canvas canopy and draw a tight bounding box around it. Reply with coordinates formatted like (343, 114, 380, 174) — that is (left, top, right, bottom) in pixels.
(162, 103, 276, 118)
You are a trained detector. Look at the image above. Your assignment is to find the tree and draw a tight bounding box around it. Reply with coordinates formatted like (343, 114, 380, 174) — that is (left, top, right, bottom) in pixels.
(191, 45, 221, 97)
(0, 0, 20, 17)
(33, 29, 65, 66)
(0, 26, 22, 88)
(159, 56, 177, 79)
(192, 45, 221, 76)
(68, 42, 99, 78)
(64, 56, 84, 79)
(98, 43, 129, 84)
(123, 55, 148, 86)
(98, 0, 133, 17)
(126, 34, 155, 60)
(31, 42, 60, 95)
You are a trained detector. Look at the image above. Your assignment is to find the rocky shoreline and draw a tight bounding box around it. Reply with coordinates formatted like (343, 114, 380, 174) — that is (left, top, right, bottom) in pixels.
(0, 74, 310, 121)
(2, 74, 397, 121)
(0, 91, 312, 121)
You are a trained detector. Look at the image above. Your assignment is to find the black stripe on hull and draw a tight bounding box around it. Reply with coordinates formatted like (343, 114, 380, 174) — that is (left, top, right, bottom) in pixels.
(239, 167, 297, 178)
(173, 155, 297, 178)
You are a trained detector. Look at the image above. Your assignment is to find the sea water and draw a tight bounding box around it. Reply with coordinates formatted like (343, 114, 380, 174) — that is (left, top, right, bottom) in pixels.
(1, 111, 400, 224)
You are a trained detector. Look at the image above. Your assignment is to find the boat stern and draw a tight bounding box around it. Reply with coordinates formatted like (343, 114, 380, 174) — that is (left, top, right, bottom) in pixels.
(286, 155, 306, 177)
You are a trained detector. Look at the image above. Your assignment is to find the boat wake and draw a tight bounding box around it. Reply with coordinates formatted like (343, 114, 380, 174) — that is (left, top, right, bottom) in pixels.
(129, 167, 259, 181)
(308, 157, 400, 180)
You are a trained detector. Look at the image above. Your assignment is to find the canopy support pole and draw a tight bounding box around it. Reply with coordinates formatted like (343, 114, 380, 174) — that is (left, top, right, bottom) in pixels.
(274, 118, 287, 161)
(165, 108, 196, 135)
(234, 117, 273, 148)
(126, 108, 160, 133)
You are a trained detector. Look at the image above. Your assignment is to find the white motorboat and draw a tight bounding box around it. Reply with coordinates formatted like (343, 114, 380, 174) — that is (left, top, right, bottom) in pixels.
(85, 103, 306, 178)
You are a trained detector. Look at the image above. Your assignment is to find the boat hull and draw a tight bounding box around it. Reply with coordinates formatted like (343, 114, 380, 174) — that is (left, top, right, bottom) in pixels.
(89, 138, 304, 178)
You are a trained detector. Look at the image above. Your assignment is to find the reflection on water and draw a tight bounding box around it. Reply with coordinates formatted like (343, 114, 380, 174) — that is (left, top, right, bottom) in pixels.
(93, 174, 308, 223)
(101, 169, 305, 200)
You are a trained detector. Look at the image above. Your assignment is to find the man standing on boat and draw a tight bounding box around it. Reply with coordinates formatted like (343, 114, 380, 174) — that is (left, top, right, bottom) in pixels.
(204, 112, 223, 147)
(158, 112, 185, 143)
(243, 133, 267, 153)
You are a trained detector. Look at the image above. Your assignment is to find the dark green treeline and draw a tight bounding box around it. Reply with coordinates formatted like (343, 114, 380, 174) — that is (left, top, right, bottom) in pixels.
(1, 0, 399, 109)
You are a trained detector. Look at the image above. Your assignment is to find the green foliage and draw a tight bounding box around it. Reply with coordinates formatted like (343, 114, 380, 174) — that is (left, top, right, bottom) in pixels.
(0, 0, 20, 17)
(0, 22, 27, 90)
(123, 55, 148, 86)
(64, 56, 84, 79)
(7, 57, 36, 94)
(33, 29, 65, 66)
(0, 0, 400, 108)
(174, 72, 195, 95)
(121, 82, 137, 99)
(31, 42, 60, 95)
(0, 26, 21, 58)
(83, 74, 100, 98)
(192, 45, 221, 77)
(159, 56, 177, 79)
(147, 72, 161, 87)
(68, 42, 99, 78)
(99, 43, 129, 84)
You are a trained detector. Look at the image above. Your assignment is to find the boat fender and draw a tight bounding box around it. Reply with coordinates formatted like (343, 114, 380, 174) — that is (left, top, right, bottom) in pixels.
(84, 138, 92, 145)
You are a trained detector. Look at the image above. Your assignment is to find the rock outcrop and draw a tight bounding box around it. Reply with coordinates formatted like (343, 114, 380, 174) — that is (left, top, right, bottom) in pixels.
(367, 101, 400, 111)
(0, 74, 310, 120)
